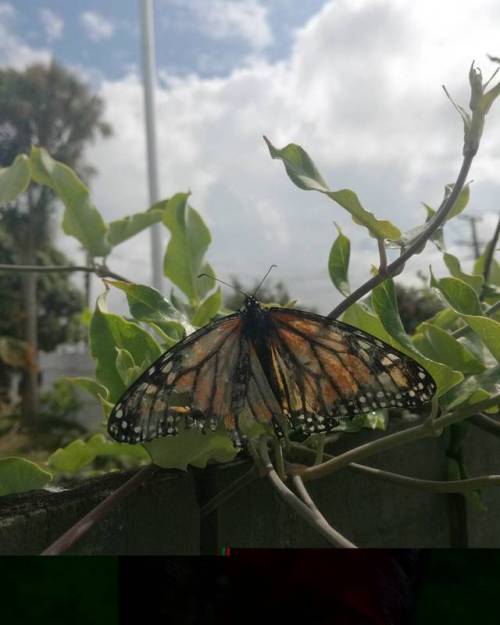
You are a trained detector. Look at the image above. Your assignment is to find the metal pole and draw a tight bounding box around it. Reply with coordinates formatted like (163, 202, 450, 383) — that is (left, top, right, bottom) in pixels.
(139, 0, 163, 292)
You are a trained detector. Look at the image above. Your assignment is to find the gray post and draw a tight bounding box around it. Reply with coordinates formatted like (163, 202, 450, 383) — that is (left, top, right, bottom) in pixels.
(140, 0, 163, 292)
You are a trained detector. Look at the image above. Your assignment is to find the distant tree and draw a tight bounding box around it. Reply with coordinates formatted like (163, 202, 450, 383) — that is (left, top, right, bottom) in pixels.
(395, 281, 443, 333)
(0, 60, 112, 425)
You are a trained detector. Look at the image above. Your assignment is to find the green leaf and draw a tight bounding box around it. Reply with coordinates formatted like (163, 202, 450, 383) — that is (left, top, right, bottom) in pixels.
(106, 280, 194, 339)
(416, 323, 485, 374)
(115, 348, 141, 386)
(162, 192, 212, 303)
(481, 79, 500, 114)
(371, 279, 413, 351)
(443, 252, 484, 293)
(431, 273, 500, 361)
(443, 182, 470, 220)
(191, 288, 222, 327)
(265, 137, 401, 240)
(328, 223, 351, 296)
(430, 273, 483, 315)
(48, 434, 148, 474)
(0, 154, 30, 205)
(108, 200, 167, 247)
(145, 429, 237, 470)
(89, 293, 162, 402)
(48, 439, 96, 473)
(0, 457, 51, 496)
(65, 376, 109, 400)
(30, 147, 111, 257)
(335, 410, 387, 432)
(415, 307, 458, 335)
(363, 281, 464, 396)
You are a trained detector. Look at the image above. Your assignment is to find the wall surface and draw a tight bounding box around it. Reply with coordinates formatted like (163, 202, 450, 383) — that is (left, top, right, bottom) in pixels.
(1, 422, 500, 554)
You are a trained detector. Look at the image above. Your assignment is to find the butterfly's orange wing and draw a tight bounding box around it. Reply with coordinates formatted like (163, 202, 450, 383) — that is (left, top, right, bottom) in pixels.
(267, 308, 436, 436)
(108, 314, 244, 443)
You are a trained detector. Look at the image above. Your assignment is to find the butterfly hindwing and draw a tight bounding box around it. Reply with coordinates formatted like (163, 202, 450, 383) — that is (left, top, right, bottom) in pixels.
(267, 308, 436, 436)
(108, 314, 242, 443)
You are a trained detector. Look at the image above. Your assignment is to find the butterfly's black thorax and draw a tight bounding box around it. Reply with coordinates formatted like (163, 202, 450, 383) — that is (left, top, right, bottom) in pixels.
(241, 296, 276, 379)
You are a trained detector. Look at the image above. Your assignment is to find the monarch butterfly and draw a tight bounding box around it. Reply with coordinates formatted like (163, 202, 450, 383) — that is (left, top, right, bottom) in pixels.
(107, 291, 436, 446)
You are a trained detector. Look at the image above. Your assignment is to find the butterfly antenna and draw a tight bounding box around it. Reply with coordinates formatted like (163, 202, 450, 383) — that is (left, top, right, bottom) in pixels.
(253, 264, 277, 298)
(197, 273, 247, 297)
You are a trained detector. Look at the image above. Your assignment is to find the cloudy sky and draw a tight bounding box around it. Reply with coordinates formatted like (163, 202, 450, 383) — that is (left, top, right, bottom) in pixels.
(2, 0, 500, 312)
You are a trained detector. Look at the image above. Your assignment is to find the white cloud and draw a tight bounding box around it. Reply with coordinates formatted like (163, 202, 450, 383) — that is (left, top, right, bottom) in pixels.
(84, 0, 500, 310)
(39, 7, 64, 43)
(0, 2, 14, 19)
(180, 0, 272, 51)
(80, 10, 115, 42)
(0, 4, 51, 68)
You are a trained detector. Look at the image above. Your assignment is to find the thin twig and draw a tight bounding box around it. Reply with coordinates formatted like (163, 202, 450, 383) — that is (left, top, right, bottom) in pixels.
(377, 238, 388, 275)
(41, 464, 158, 556)
(200, 466, 259, 517)
(256, 436, 356, 548)
(288, 441, 500, 494)
(347, 463, 500, 493)
(291, 474, 356, 548)
(481, 215, 500, 287)
(0, 263, 131, 283)
(297, 394, 500, 482)
(327, 153, 474, 319)
(469, 413, 500, 437)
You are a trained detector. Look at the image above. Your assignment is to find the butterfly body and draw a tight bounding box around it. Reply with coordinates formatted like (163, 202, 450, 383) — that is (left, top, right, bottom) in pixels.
(108, 296, 436, 446)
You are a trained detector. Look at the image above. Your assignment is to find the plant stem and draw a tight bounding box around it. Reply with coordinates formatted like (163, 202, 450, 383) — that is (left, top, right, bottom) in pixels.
(289, 441, 500, 494)
(327, 153, 474, 319)
(481, 215, 500, 287)
(290, 474, 356, 547)
(297, 394, 500, 483)
(256, 436, 355, 548)
(0, 263, 131, 283)
(377, 238, 388, 274)
(469, 413, 500, 437)
(41, 464, 158, 556)
(348, 462, 500, 493)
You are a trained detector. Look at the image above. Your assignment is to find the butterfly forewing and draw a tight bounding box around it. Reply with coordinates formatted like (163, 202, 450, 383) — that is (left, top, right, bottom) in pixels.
(108, 315, 242, 443)
(267, 308, 436, 436)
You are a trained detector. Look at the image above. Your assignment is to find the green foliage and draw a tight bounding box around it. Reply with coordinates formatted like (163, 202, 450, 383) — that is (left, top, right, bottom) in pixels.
(107, 200, 167, 246)
(2, 63, 500, 498)
(146, 428, 238, 470)
(264, 136, 401, 240)
(48, 433, 149, 474)
(40, 378, 82, 421)
(0, 241, 85, 351)
(0, 457, 52, 496)
(31, 146, 111, 257)
(328, 223, 351, 297)
(162, 192, 214, 304)
(0, 154, 30, 204)
(89, 293, 162, 403)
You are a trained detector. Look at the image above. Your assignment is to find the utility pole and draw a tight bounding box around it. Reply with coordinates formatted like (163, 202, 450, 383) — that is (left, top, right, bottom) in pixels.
(139, 0, 164, 292)
(456, 215, 483, 259)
